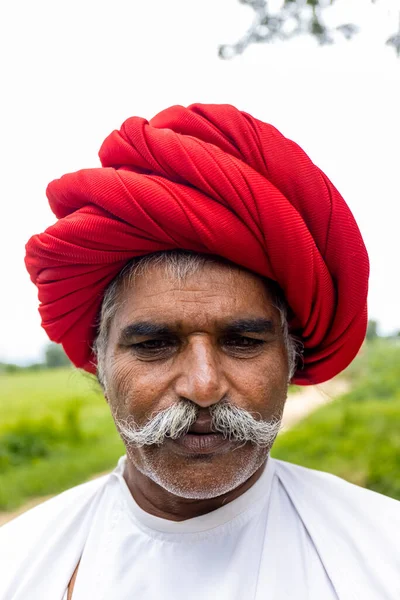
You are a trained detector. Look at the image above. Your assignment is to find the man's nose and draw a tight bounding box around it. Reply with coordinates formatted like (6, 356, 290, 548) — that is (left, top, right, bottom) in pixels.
(174, 337, 228, 408)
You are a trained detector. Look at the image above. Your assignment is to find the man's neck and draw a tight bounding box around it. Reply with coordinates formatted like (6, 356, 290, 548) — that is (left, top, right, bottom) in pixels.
(123, 459, 267, 522)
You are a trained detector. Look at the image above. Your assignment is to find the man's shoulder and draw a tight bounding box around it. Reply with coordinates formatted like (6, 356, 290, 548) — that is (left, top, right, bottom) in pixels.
(0, 473, 109, 560)
(274, 457, 400, 511)
(272, 459, 400, 597)
(273, 457, 400, 551)
(0, 473, 114, 599)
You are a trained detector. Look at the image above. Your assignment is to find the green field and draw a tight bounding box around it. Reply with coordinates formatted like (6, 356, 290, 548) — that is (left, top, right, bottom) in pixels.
(1, 340, 399, 511)
(0, 369, 123, 510)
(272, 340, 400, 500)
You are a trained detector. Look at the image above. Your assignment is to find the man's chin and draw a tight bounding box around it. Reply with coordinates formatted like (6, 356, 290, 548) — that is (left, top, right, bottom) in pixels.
(131, 440, 269, 500)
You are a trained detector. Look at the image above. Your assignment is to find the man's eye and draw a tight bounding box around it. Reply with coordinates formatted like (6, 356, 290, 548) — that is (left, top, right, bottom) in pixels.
(129, 339, 177, 359)
(135, 340, 171, 350)
(223, 336, 265, 349)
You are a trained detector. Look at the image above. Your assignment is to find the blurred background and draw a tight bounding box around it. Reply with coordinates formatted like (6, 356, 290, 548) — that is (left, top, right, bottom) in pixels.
(1, 0, 399, 521)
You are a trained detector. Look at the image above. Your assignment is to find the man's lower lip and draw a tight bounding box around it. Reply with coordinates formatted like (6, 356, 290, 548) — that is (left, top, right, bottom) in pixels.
(168, 433, 233, 454)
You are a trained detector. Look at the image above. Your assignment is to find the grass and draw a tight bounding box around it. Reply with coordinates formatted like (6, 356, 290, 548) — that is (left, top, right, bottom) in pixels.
(0, 368, 123, 510)
(1, 368, 105, 426)
(272, 340, 400, 500)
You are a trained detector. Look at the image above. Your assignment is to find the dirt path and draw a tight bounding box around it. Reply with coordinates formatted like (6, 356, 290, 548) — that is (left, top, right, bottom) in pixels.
(0, 378, 348, 526)
(281, 378, 349, 431)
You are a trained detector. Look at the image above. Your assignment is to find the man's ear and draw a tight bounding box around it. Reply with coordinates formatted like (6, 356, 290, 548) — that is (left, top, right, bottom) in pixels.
(95, 373, 109, 403)
(102, 378, 110, 404)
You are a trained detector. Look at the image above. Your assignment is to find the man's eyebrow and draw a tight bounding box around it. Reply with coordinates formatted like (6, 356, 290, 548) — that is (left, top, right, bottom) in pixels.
(119, 318, 276, 341)
(119, 322, 173, 341)
(223, 318, 275, 334)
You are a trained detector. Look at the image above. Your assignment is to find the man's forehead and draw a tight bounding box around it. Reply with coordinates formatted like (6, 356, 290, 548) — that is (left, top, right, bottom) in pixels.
(117, 260, 276, 304)
(113, 267, 278, 326)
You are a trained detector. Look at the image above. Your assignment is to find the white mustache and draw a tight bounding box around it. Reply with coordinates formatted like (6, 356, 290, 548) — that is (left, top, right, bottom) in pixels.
(115, 400, 282, 448)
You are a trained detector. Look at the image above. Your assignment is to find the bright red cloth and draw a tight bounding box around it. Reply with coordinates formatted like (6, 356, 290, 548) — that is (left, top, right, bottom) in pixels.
(25, 104, 369, 384)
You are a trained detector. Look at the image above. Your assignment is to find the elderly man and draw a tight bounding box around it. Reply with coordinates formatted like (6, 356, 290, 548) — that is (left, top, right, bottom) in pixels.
(1, 104, 399, 599)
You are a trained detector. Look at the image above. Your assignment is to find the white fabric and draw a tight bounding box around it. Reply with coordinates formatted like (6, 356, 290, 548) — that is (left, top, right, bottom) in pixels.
(1, 456, 399, 600)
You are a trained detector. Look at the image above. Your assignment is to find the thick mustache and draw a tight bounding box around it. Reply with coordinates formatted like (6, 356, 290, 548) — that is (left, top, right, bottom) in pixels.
(115, 400, 282, 448)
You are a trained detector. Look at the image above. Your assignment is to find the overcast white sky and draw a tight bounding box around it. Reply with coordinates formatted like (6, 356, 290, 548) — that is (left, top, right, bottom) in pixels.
(1, 0, 399, 364)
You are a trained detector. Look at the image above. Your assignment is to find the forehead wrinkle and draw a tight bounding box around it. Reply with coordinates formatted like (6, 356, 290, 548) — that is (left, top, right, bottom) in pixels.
(114, 292, 278, 329)
(125, 286, 236, 300)
(121, 262, 264, 296)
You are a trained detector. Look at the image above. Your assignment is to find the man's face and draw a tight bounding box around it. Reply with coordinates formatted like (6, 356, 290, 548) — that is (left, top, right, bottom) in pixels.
(104, 261, 289, 499)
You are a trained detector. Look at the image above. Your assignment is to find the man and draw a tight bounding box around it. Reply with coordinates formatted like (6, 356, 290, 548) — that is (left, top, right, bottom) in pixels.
(1, 104, 398, 599)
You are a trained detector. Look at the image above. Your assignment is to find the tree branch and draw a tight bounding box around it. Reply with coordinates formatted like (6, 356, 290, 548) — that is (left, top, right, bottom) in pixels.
(218, 0, 400, 59)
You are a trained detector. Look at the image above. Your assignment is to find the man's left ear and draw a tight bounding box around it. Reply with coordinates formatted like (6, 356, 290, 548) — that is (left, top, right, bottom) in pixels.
(96, 375, 109, 404)
(103, 382, 110, 404)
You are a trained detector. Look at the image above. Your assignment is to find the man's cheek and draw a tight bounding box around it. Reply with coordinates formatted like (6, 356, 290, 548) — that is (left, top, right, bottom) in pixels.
(242, 377, 287, 417)
(108, 359, 162, 422)
(107, 357, 140, 409)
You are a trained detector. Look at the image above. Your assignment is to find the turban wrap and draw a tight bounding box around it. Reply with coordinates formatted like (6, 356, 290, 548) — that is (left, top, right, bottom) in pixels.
(25, 104, 369, 385)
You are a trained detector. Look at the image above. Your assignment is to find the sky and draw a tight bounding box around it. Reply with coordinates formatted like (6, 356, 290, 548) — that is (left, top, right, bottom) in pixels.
(1, 0, 399, 364)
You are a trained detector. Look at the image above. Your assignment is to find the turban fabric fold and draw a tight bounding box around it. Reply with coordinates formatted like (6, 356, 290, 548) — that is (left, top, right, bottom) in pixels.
(25, 104, 369, 385)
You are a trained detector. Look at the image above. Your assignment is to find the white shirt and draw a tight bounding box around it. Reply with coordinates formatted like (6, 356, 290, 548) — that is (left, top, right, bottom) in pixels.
(1, 456, 399, 600)
(68, 456, 337, 599)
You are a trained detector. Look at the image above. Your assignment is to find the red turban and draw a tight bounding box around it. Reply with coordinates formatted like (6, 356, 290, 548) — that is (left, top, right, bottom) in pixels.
(25, 104, 369, 385)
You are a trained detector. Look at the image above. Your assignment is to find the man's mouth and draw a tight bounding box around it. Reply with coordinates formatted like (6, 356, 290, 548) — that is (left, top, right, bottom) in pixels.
(167, 416, 234, 455)
(187, 415, 215, 435)
(170, 431, 232, 454)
